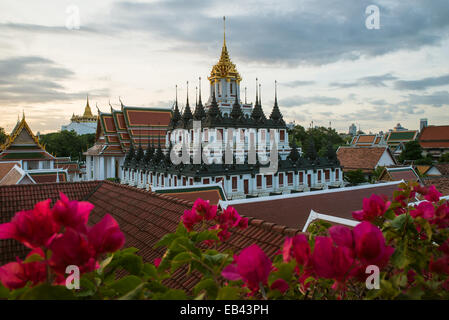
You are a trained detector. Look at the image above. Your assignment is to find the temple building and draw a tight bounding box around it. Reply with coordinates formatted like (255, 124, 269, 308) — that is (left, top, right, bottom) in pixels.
(83, 102, 171, 180)
(61, 96, 98, 135)
(0, 114, 69, 183)
(120, 19, 343, 199)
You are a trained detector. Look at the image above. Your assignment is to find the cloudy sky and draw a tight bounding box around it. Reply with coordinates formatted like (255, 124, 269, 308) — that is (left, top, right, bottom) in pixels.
(1, 0, 448, 134)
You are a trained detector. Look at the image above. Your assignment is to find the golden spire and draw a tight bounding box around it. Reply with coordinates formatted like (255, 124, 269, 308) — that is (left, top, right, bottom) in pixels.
(208, 16, 241, 83)
(82, 94, 94, 118)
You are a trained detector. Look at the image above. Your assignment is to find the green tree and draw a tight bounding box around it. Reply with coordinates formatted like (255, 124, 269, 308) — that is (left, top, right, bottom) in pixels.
(399, 140, 424, 163)
(439, 152, 449, 163)
(288, 125, 345, 157)
(344, 169, 366, 185)
(39, 130, 95, 161)
(0, 127, 7, 145)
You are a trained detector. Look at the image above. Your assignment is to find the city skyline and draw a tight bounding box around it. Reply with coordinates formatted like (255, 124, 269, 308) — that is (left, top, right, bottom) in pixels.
(1, 0, 449, 134)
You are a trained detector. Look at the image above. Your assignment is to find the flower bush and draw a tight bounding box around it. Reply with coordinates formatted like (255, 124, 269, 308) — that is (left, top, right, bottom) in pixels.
(0, 181, 448, 300)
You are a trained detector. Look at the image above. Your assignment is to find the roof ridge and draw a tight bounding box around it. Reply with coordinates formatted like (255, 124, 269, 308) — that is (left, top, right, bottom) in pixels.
(101, 180, 195, 207)
(243, 216, 302, 236)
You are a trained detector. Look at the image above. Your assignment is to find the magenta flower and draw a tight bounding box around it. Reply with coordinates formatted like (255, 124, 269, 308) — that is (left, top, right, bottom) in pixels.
(282, 234, 311, 265)
(88, 214, 125, 257)
(270, 278, 289, 294)
(154, 257, 161, 268)
(0, 199, 59, 249)
(52, 192, 94, 233)
(49, 228, 97, 275)
(352, 194, 391, 222)
(329, 225, 354, 249)
(411, 201, 435, 220)
(425, 185, 442, 202)
(0, 249, 46, 290)
(192, 198, 217, 221)
(181, 209, 201, 232)
(222, 244, 272, 292)
(312, 236, 354, 282)
(353, 222, 394, 268)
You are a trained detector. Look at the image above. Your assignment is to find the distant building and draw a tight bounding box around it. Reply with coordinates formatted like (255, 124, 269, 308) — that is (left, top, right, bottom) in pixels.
(349, 133, 387, 147)
(420, 118, 428, 132)
(384, 130, 419, 156)
(336, 146, 396, 178)
(393, 123, 408, 131)
(349, 123, 357, 136)
(419, 125, 449, 159)
(61, 96, 98, 135)
(0, 115, 69, 182)
(378, 166, 420, 183)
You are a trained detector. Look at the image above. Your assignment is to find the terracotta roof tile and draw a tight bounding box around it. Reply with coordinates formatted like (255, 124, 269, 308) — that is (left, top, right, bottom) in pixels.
(423, 176, 449, 196)
(337, 147, 392, 172)
(0, 181, 300, 291)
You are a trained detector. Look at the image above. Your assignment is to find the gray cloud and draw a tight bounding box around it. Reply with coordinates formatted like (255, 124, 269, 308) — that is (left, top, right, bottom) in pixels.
(106, 0, 449, 66)
(401, 91, 449, 107)
(280, 95, 342, 107)
(281, 80, 315, 88)
(0, 56, 108, 104)
(395, 74, 449, 90)
(331, 73, 397, 88)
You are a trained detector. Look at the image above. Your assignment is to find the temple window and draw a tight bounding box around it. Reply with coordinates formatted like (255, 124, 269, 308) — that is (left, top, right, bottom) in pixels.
(279, 172, 284, 186)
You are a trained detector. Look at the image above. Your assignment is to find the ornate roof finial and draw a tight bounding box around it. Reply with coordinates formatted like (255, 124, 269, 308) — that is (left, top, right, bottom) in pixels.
(186, 81, 189, 107)
(275, 80, 278, 105)
(22, 109, 25, 120)
(259, 83, 262, 106)
(255, 78, 259, 106)
(195, 86, 198, 107)
(223, 16, 226, 47)
(198, 77, 202, 105)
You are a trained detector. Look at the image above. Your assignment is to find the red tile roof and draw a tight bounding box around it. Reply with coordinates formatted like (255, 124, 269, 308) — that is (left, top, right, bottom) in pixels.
(0, 181, 299, 291)
(337, 147, 394, 172)
(423, 176, 449, 196)
(419, 126, 449, 149)
(0, 163, 17, 181)
(219, 182, 401, 230)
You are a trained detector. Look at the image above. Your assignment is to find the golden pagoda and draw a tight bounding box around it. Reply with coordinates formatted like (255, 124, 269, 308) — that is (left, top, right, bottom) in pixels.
(71, 95, 98, 123)
(208, 17, 242, 84)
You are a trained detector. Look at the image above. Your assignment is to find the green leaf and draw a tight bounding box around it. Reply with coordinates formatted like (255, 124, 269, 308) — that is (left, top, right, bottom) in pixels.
(20, 284, 75, 300)
(383, 209, 396, 220)
(160, 289, 187, 300)
(193, 230, 219, 244)
(108, 275, 142, 296)
(171, 252, 192, 272)
(142, 263, 158, 280)
(121, 253, 144, 275)
(193, 278, 218, 300)
(176, 222, 188, 237)
(392, 244, 410, 269)
(391, 214, 412, 231)
(74, 278, 97, 297)
(0, 282, 9, 299)
(118, 282, 145, 300)
(154, 233, 178, 249)
(97, 254, 114, 275)
(217, 286, 240, 300)
(23, 253, 45, 264)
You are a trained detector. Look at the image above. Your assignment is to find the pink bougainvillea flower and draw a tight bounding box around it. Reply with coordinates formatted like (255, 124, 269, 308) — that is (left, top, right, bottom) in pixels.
(329, 225, 354, 249)
(352, 194, 390, 222)
(218, 206, 243, 229)
(181, 209, 201, 232)
(283, 234, 311, 266)
(88, 214, 125, 257)
(353, 222, 394, 268)
(0, 249, 47, 290)
(222, 244, 272, 292)
(270, 278, 289, 294)
(312, 236, 354, 282)
(425, 185, 442, 203)
(192, 198, 217, 221)
(238, 217, 249, 230)
(433, 203, 449, 228)
(52, 192, 94, 233)
(154, 257, 161, 268)
(0, 199, 59, 249)
(49, 228, 97, 275)
(411, 201, 435, 220)
(429, 256, 449, 275)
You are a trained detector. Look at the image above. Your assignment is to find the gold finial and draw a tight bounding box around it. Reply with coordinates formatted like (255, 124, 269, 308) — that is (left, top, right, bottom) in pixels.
(22, 109, 25, 120)
(223, 16, 226, 47)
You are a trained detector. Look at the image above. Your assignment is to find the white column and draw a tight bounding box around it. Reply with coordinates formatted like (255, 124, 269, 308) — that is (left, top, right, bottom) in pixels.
(111, 156, 116, 179)
(99, 157, 105, 180)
